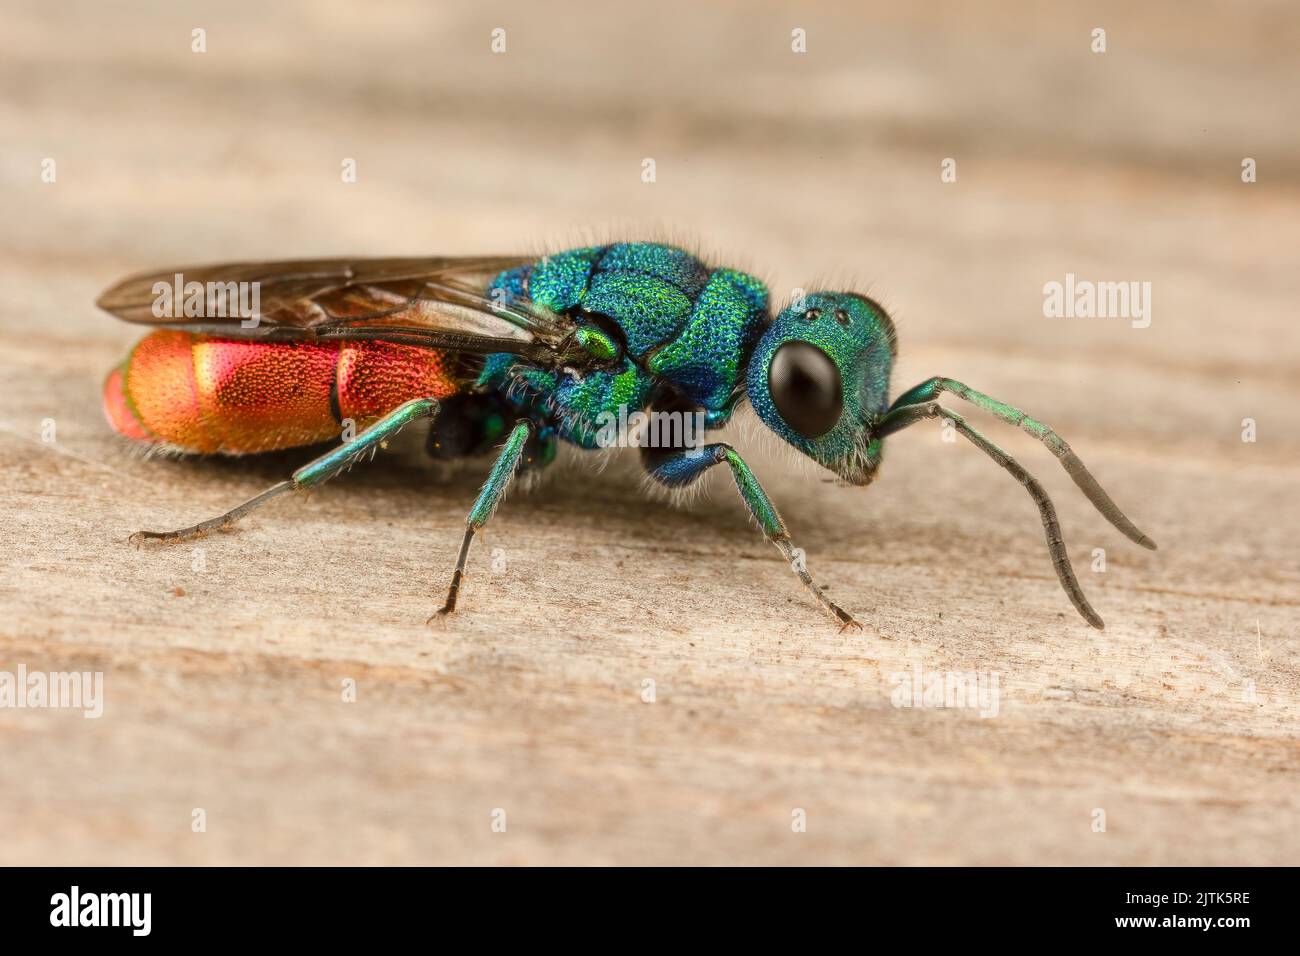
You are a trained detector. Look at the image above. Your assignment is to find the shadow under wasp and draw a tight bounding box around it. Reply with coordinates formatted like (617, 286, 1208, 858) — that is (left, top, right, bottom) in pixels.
(98, 242, 1156, 629)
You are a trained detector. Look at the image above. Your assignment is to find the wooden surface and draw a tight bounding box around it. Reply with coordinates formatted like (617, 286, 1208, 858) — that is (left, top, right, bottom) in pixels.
(1, 0, 1297, 865)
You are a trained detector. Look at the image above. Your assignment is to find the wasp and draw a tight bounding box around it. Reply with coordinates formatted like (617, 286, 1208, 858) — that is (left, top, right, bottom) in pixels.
(99, 243, 1156, 629)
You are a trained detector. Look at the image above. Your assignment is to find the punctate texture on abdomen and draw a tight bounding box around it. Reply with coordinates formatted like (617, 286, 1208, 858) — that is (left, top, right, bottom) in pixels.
(103, 330, 469, 455)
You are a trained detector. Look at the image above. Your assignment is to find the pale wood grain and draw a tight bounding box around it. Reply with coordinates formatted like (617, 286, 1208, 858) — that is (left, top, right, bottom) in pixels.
(0, 0, 1296, 865)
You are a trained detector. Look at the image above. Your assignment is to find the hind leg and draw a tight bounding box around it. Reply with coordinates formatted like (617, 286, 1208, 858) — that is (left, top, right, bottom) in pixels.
(130, 397, 441, 543)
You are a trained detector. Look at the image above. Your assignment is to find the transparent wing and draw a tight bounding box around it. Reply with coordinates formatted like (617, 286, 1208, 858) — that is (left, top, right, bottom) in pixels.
(95, 256, 579, 360)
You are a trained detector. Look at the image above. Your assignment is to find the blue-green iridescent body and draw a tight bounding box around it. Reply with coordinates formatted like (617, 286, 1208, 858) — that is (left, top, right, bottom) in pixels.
(478, 243, 771, 448)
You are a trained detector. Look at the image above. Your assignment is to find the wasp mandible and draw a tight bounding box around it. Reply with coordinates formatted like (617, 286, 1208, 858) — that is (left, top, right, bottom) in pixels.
(99, 243, 1156, 628)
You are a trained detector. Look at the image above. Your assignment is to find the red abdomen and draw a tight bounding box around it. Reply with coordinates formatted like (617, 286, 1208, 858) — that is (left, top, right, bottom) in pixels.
(104, 331, 470, 454)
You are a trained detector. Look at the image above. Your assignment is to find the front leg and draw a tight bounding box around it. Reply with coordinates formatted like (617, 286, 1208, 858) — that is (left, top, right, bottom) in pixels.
(645, 443, 861, 631)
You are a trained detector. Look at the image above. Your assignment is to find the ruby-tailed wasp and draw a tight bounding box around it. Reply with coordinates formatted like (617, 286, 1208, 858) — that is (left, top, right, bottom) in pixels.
(99, 243, 1155, 628)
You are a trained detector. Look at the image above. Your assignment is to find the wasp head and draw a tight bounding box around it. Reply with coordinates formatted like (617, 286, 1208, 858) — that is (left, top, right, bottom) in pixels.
(745, 291, 896, 485)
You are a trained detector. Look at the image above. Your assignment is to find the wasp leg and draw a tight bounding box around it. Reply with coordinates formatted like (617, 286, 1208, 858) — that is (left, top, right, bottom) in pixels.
(433, 419, 532, 621)
(889, 377, 1156, 550)
(645, 443, 861, 631)
(877, 400, 1104, 629)
(130, 397, 441, 544)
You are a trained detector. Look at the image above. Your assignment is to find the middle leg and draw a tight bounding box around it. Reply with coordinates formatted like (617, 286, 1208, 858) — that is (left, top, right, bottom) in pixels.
(434, 419, 534, 620)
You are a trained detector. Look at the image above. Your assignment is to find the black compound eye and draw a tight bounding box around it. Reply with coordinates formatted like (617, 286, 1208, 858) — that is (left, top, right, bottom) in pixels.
(768, 341, 843, 439)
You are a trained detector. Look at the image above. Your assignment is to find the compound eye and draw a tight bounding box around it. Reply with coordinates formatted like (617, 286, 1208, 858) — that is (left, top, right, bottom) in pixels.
(768, 341, 843, 439)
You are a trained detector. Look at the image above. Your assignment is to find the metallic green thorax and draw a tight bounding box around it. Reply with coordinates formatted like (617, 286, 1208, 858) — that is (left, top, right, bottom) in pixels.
(479, 243, 769, 447)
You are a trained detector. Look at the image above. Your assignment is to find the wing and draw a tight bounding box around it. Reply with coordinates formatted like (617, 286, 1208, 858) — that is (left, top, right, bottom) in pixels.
(95, 256, 581, 363)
